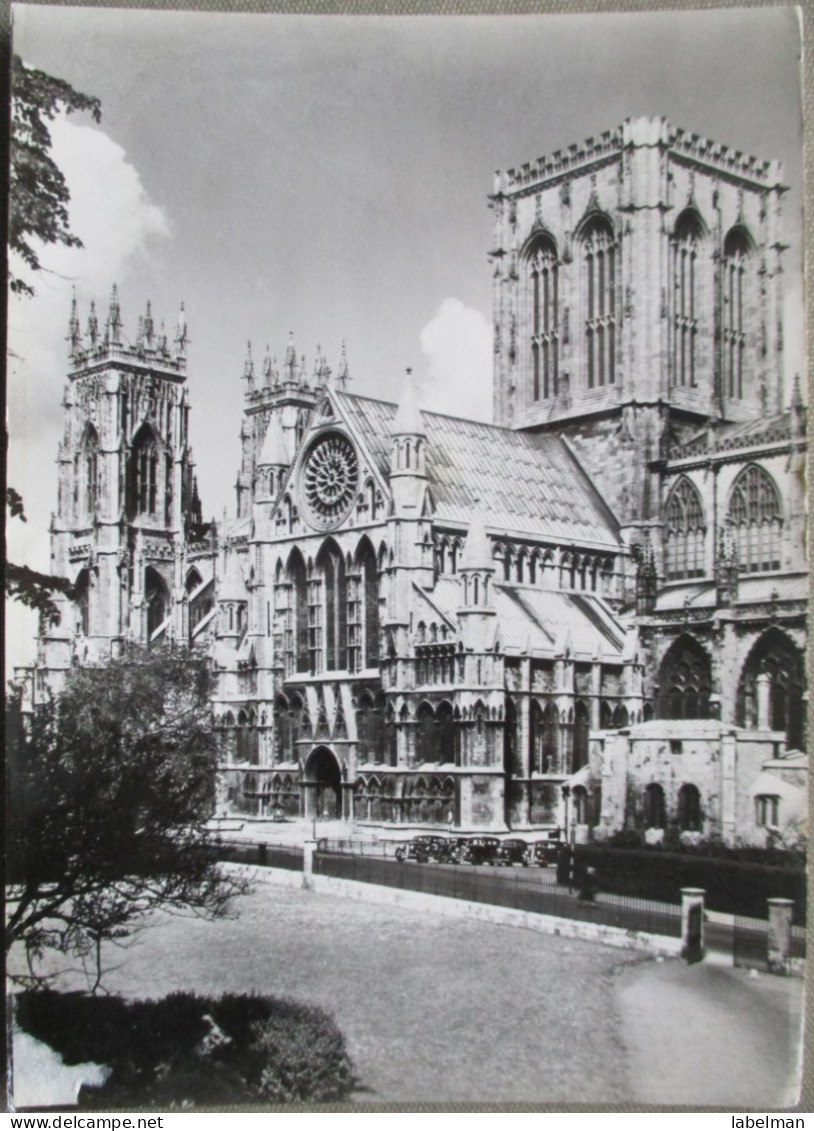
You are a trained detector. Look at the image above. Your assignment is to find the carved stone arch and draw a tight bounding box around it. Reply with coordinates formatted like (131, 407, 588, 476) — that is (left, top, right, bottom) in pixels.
(736, 627, 805, 748)
(673, 206, 708, 242)
(657, 634, 712, 720)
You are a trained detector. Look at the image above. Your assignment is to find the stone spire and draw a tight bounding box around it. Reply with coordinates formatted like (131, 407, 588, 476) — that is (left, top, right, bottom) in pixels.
(106, 283, 123, 345)
(67, 289, 81, 357)
(243, 340, 255, 392)
(262, 343, 275, 388)
(313, 344, 331, 386)
(87, 300, 99, 348)
(143, 300, 154, 348)
(174, 302, 188, 357)
(391, 369, 426, 437)
(283, 332, 297, 383)
(460, 502, 493, 574)
(258, 412, 293, 468)
(337, 341, 350, 388)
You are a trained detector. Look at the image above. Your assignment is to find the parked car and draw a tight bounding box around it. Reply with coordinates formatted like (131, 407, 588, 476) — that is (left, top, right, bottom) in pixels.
(494, 838, 531, 866)
(530, 830, 562, 867)
(395, 835, 461, 864)
(459, 836, 501, 866)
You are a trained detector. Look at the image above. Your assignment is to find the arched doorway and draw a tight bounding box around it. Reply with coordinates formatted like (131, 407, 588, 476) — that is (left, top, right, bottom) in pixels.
(305, 746, 342, 819)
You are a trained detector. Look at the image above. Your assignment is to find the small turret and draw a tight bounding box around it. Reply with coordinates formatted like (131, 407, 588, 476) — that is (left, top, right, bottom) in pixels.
(143, 300, 155, 349)
(457, 503, 496, 650)
(256, 414, 293, 503)
(389, 370, 427, 516)
(635, 534, 658, 615)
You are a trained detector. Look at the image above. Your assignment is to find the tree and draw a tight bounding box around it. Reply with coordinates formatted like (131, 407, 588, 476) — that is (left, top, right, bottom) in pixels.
(7, 58, 101, 621)
(10, 54, 101, 296)
(6, 647, 248, 989)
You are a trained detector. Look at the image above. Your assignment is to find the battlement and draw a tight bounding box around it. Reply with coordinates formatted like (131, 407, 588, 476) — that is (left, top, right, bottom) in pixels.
(67, 285, 188, 377)
(493, 116, 782, 196)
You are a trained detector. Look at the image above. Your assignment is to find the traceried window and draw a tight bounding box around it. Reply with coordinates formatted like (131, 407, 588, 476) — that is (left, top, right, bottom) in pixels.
(78, 426, 99, 520)
(658, 636, 712, 720)
(727, 466, 782, 573)
(672, 210, 704, 388)
(526, 236, 559, 400)
(664, 478, 706, 580)
(582, 216, 616, 389)
(130, 426, 159, 517)
(722, 227, 751, 400)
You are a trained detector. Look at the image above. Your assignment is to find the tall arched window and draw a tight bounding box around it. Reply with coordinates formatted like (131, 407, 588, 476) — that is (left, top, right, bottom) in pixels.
(573, 700, 590, 771)
(415, 702, 436, 764)
(318, 540, 346, 671)
(664, 477, 706, 580)
(677, 783, 702, 832)
(145, 567, 169, 640)
(727, 466, 782, 573)
(531, 700, 559, 773)
(582, 216, 616, 389)
(672, 210, 705, 388)
(526, 235, 559, 401)
(657, 636, 712, 719)
(78, 426, 99, 520)
(645, 783, 666, 829)
(130, 426, 159, 517)
(722, 227, 752, 400)
(288, 549, 309, 673)
(74, 568, 90, 636)
(356, 538, 380, 669)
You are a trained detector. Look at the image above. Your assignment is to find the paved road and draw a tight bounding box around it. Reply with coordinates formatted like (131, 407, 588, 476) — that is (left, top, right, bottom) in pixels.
(616, 957, 804, 1107)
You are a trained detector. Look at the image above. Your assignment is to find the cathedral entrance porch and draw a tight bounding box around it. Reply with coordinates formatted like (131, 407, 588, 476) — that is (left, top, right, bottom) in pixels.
(304, 745, 343, 820)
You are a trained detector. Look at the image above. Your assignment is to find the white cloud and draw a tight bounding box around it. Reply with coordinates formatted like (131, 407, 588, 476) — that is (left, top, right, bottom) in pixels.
(419, 298, 492, 422)
(7, 117, 172, 669)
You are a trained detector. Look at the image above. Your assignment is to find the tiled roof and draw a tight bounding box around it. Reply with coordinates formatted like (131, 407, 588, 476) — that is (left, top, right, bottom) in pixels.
(335, 391, 621, 548)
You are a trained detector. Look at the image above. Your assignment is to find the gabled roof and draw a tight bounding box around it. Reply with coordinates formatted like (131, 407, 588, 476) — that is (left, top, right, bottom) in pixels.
(334, 391, 621, 548)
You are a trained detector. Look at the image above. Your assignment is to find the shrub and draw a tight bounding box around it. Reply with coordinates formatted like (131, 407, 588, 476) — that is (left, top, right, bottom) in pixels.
(15, 990, 356, 1107)
(608, 828, 641, 849)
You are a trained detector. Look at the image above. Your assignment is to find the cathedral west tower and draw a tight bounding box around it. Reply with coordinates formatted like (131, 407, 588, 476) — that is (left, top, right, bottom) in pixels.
(39, 287, 202, 689)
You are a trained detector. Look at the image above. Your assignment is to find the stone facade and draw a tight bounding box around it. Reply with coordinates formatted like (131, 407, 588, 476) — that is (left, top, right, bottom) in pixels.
(36, 118, 807, 845)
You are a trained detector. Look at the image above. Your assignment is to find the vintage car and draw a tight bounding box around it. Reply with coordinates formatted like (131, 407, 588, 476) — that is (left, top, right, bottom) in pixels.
(458, 836, 501, 866)
(395, 835, 461, 864)
(493, 838, 531, 866)
(529, 830, 563, 867)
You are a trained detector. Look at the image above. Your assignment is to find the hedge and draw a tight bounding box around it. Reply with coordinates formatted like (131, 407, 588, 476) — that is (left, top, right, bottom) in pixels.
(572, 845, 807, 923)
(15, 990, 356, 1107)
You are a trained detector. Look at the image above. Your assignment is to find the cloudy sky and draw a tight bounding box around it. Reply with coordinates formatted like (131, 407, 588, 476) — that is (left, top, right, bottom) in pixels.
(7, 4, 805, 666)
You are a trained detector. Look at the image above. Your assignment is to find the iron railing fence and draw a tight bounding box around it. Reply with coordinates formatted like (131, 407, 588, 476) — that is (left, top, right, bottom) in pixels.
(217, 838, 304, 871)
(313, 851, 683, 938)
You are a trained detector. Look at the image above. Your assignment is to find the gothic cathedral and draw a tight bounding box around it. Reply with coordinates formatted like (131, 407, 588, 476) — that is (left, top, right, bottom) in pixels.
(38, 118, 807, 845)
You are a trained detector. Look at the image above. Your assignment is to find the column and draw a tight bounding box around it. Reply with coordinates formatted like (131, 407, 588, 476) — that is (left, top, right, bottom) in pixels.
(680, 887, 705, 963)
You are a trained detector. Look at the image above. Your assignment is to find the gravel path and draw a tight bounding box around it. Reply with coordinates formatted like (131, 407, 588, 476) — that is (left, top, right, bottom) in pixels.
(80, 873, 633, 1105)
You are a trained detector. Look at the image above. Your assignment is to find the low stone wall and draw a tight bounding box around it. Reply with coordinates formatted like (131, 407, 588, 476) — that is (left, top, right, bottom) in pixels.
(235, 863, 683, 959)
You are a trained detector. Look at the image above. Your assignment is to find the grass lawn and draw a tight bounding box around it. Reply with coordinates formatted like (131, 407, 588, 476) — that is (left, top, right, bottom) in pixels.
(18, 870, 635, 1105)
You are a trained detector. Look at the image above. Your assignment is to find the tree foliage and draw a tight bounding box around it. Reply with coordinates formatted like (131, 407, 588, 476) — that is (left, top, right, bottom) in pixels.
(6, 647, 248, 987)
(10, 54, 101, 296)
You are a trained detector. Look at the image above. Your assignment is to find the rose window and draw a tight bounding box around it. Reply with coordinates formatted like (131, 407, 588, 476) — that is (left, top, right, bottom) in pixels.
(302, 433, 359, 527)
